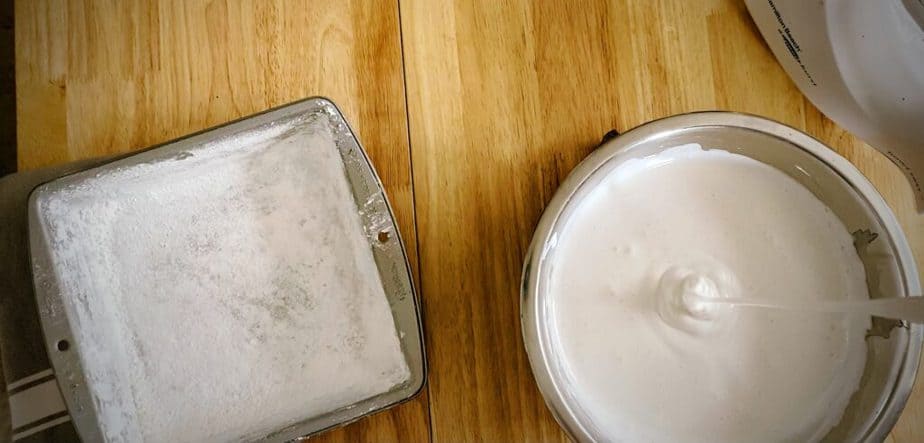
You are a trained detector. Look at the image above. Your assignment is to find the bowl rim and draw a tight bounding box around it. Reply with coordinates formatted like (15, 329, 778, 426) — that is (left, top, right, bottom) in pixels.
(519, 111, 923, 442)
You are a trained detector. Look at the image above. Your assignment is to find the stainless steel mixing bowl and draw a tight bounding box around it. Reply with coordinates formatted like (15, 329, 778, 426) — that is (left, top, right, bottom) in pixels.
(521, 112, 922, 442)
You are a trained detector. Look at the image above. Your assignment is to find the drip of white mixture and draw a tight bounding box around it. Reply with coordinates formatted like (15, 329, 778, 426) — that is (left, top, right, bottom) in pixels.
(655, 262, 738, 335)
(35, 116, 410, 442)
(549, 144, 870, 442)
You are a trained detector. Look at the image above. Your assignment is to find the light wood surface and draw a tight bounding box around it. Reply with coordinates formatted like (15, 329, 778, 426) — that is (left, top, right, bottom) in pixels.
(16, 0, 924, 441)
(401, 0, 924, 441)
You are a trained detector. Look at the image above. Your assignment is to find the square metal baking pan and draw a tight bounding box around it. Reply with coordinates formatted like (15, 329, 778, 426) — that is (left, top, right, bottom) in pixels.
(26, 97, 426, 442)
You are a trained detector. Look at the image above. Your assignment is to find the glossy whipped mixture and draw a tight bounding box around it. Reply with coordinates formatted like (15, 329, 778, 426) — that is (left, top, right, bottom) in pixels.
(549, 145, 870, 442)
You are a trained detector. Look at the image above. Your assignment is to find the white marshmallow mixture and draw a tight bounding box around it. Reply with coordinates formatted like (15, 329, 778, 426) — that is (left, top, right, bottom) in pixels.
(549, 145, 870, 442)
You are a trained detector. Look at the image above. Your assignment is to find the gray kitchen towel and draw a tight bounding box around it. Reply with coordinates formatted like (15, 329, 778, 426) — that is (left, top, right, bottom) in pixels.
(1, 158, 108, 442)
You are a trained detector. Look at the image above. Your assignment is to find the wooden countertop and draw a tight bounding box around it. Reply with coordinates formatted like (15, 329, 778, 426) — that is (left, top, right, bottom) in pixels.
(15, 1, 924, 441)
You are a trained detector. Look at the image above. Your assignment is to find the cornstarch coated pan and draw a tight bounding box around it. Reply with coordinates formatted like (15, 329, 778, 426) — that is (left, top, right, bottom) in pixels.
(5, 97, 425, 442)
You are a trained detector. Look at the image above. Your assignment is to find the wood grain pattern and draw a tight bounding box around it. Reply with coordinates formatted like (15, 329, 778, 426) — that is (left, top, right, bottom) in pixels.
(400, 0, 924, 441)
(16, 0, 924, 441)
(15, 1, 429, 442)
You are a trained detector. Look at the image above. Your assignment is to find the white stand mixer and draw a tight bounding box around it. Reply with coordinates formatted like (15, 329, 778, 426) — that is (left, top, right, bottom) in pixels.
(746, 0, 924, 209)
